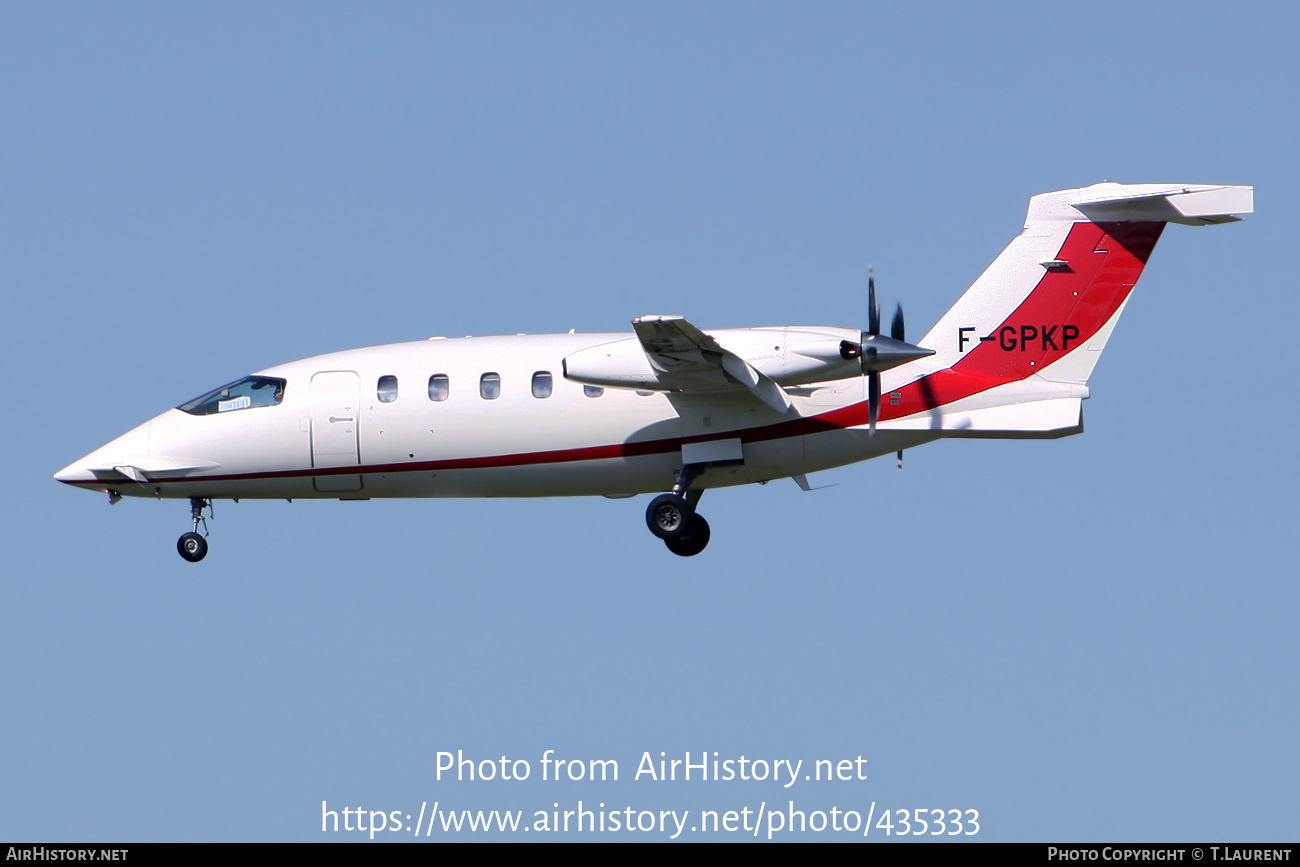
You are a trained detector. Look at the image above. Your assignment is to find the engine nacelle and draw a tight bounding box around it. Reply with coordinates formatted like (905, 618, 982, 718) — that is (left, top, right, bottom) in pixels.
(563, 337, 663, 390)
(562, 326, 869, 390)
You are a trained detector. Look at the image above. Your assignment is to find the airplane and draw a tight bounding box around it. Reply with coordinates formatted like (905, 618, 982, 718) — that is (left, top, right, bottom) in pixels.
(54, 182, 1253, 561)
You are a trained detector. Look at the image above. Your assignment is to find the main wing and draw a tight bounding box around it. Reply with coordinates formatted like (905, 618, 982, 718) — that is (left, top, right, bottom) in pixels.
(562, 315, 793, 413)
(632, 315, 792, 412)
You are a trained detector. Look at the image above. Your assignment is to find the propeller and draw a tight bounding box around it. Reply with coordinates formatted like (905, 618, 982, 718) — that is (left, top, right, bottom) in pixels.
(839, 267, 935, 436)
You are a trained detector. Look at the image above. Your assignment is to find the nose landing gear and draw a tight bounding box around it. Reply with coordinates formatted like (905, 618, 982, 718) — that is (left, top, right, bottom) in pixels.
(645, 465, 711, 556)
(177, 497, 212, 562)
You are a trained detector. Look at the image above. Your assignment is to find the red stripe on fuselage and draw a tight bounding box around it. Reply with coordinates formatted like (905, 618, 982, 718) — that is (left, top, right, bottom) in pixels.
(64, 402, 870, 488)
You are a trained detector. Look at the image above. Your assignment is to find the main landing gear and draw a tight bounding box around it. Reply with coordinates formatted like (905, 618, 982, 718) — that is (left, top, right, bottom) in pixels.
(646, 465, 711, 557)
(177, 497, 212, 562)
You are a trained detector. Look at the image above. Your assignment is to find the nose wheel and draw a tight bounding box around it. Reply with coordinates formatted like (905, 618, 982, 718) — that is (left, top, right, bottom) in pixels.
(178, 497, 213, 562)
(178, 532, 208, 562)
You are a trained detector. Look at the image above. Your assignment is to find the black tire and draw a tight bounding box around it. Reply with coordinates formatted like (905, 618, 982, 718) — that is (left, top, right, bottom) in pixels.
(665, 514, 710, 557)
(177, 532, 208, 562)
(646, 493, 694, 540)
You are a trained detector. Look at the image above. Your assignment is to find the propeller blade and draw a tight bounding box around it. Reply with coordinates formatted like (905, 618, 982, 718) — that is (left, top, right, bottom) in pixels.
(868, 371, 880, 437)
(857, 268, 932, 436)
(867, 266, 879, 336)
(897, 449, 903, 472)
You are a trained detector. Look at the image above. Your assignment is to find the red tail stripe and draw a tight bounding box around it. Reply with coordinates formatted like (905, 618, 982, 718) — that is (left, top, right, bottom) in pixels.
(883, 221, 1165, 421)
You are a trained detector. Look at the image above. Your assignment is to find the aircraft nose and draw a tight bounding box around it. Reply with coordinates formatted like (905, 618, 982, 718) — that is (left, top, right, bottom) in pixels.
(53, 460, 92, 484)
(53, 420, 152, 487)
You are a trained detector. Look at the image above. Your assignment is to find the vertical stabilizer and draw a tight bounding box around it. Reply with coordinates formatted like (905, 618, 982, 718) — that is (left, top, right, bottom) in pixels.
(882, 182, 1251, 436)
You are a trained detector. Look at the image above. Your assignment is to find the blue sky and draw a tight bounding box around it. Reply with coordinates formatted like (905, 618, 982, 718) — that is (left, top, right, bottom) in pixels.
(3, 2, 1295, 841)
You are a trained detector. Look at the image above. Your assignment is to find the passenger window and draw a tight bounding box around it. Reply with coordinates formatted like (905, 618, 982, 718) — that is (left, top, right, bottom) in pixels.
(480, 372, 501, 400)
(584, 385, 604, 398)
(428, 374, 449, 402)
(531, 371, 553, 399)
(377, 375, 398, 403)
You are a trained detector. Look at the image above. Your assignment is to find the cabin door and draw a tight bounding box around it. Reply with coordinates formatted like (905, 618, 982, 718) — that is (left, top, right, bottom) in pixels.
(309, 370, 363, 493)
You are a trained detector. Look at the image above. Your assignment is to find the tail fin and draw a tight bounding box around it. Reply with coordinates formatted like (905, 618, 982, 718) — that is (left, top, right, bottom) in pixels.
(886, 182, 1252, 437)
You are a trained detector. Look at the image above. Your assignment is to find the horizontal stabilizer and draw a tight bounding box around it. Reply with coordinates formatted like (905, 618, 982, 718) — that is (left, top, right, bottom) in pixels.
(1071, 185, 1253, 225)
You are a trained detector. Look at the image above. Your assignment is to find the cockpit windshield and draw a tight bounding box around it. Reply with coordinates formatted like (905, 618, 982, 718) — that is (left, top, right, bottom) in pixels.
(178, 376, 286, 416)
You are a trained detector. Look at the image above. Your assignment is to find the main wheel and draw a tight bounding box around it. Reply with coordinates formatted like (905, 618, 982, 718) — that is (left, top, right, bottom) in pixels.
(665, 514, 710, 557)
(177, 532, 208, 562)
(646, 493, 694, 540)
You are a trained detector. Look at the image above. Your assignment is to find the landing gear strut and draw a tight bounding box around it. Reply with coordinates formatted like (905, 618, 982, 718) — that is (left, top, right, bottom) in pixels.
(177, 497, 212, 562)
(645, 465, 711, 556)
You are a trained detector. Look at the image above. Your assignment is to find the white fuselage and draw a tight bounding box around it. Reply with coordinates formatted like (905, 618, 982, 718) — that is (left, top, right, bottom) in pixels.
(56, 329, 925, 502)
(53, 182, 1252, 563)
(61, 182, 1254, 508)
